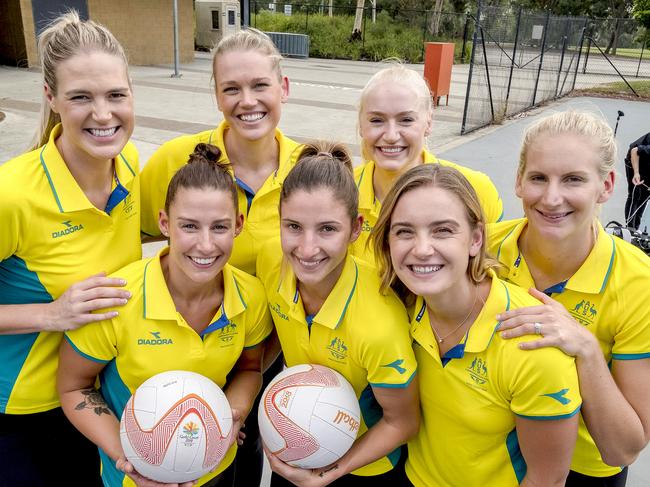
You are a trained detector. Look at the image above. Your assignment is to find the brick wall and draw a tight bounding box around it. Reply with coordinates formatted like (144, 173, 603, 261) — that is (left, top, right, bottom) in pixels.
(88, 0, 194, 65)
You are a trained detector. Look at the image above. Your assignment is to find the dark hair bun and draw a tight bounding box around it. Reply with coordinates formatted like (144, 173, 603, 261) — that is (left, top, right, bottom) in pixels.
(189, 143, 222, 164)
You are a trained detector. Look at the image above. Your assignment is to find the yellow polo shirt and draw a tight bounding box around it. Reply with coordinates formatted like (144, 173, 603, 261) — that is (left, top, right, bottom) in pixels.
(0, 124, 141, 414)
(256, 244, 417, 476)
(488, 218, 650, 477)
(350, 151, 503, 264)
(140, 121, 301, 274)
(406, 275, 581, 486)
(65, 247, 272, 486)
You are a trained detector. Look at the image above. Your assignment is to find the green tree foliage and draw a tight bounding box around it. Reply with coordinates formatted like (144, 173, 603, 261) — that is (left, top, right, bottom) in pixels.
(633, 0, 650, 28)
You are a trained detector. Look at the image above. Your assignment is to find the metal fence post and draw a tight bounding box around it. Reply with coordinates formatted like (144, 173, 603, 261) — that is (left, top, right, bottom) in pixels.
(422, 10, 428, 62)
(637, 39, 646, 78)
(531, 10, 550, 106)
(505, 7, 522, 113)
(305, 4, 309, 32)
(461, 15, 470, 63)
(362, 5, 367, 51)
(554, 18, 570, 97)
(582, 32, 591, 74)
(461, 2, 483, 135)
(172, 0, 181, 78)
(572, 18, 588, 91)
(480, 27, 495, 122)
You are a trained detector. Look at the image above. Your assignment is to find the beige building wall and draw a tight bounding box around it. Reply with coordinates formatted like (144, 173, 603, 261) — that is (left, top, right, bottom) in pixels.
(88, 0, 194, 65)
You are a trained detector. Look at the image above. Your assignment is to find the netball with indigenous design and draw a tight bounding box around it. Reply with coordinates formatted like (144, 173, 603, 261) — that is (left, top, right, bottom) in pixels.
(120, 370, 233, 483)
(258, 364, 361, 469)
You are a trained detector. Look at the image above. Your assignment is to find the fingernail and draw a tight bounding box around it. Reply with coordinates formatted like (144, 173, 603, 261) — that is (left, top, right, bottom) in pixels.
(111, 311, 119, 317)
(120, 279, 127, 285)
(126, 291, 132, 298)
(496, 314, 503, 320)
(500, 332, 507, 338)
(120, 299, 128, 305)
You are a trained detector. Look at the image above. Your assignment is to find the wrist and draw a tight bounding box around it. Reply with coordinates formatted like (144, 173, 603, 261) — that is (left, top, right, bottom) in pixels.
(575, 333, 602, 364)
(37, 302, 56, 332)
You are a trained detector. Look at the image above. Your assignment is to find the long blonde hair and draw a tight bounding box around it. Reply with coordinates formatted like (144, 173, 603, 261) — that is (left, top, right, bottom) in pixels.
(31, 10, 129, 150)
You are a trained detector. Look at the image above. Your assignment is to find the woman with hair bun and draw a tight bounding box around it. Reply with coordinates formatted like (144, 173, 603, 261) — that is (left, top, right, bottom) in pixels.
(58, 143, 272, 487)
(257, 141, 419, 486)
(490, 111, 650, 486)
(0, 11, 139, 485)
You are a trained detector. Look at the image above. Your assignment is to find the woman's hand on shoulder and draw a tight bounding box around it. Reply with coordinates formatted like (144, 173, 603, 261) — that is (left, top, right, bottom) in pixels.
(115, 457, 197, 487)
(496, 287, 599, 359)
(45, 272, 131, 332)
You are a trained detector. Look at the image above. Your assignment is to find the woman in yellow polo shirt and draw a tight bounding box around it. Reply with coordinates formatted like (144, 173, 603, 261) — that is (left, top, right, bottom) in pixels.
(351, 64, 503, 264)
(491, 111, 650, 486)
(140, 28, 300, 276)
(58, 144, 272, 487)
(0, 12, 139, 486)
(257, 143, 419, 486)
(372, 164, 581, 486)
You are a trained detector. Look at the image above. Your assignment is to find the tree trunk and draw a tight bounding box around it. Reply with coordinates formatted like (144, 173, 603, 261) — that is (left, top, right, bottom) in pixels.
(429, 0, 445, 36)
(353, 0, 365, 35)
(329, 0, 333, 17)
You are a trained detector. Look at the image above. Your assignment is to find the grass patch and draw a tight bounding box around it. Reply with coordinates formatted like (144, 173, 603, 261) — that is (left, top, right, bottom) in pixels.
(574, 79, 650, 99)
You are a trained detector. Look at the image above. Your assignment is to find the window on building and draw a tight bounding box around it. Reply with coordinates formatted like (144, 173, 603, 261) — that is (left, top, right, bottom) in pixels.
(212, 10, 220, 29)
(228, 9, 236, 26)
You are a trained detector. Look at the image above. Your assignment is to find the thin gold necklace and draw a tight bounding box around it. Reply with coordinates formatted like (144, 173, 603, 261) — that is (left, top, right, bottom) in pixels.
(429, 285, 479, 344)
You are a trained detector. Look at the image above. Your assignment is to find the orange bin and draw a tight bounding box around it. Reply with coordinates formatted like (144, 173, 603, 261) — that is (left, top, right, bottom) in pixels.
(423, 42, 454, 107)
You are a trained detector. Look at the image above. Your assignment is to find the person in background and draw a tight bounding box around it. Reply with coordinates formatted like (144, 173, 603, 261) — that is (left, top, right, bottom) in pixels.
(352, 63, 503, 264)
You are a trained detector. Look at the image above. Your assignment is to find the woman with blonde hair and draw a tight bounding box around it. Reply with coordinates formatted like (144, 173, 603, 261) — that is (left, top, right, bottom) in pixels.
(0, 11, 139, 485)
(352, 63, 502, 264)
(372, 163, 581, 487)
(491, 110, 650, 486)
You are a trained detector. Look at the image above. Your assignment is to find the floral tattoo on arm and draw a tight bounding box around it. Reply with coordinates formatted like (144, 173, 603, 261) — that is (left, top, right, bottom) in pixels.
(75, 389, 112, 416)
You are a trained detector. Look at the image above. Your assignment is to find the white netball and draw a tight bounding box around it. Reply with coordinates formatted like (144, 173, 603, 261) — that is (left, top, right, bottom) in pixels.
(120, 370, 233, 483)
(258, 364, 361, 469)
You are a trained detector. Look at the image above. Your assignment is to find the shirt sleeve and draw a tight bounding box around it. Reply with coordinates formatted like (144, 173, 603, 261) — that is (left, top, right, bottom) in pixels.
(506, 340, 581, 419)
(0, 185, 21, 261)
(65, 318, 119, 364)
(611, 261, 650, 359)
(140, 141, 182, 237)
(243, 278, 274, 349)
(359, 294, 417, 388)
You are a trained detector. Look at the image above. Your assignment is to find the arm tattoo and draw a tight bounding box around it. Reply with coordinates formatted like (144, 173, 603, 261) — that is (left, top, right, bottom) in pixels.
(318, 464, 339, 478)
(75, 389, 113, 416)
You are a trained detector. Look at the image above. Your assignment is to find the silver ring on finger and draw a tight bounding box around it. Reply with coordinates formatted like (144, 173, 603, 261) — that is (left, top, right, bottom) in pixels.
(534, 322, 543, 335)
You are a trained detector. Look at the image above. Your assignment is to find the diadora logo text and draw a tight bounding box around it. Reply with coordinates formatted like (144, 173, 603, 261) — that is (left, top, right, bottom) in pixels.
(327, 337, 348, 360)
(137, 331, 173, 345)
(270, 302, 289, 321)
(51, 220, 84, 239)
(333, 410, 360, 432)
(361, 220, 373, 232)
